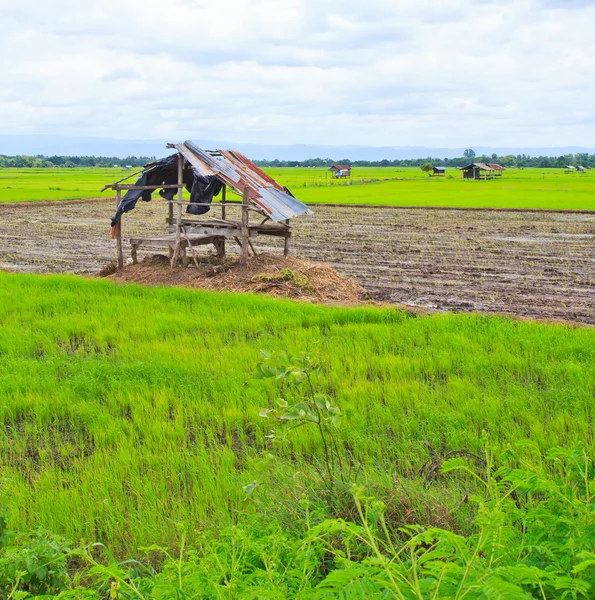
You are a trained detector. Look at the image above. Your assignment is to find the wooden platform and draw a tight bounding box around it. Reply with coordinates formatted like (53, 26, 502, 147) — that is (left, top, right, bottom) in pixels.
(174, 218, 291, 256)
(129, 233, 225, 266)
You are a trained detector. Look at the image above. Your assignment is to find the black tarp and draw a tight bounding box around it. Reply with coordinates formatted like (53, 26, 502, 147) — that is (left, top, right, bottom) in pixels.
(110, 154, 222, 225)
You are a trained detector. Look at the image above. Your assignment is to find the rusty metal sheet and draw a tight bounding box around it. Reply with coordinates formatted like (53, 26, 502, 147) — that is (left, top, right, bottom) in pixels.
(174, 140, 312, 222)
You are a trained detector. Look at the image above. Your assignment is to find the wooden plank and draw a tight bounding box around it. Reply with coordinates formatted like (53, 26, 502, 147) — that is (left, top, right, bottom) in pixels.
(101, 168, 145, 191)
(112, 184, 183, 190)
(182, 225, 245, 238)
(130, 234, 217, 243)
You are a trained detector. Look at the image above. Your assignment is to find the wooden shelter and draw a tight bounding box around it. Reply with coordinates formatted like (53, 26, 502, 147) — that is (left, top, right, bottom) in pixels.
(103, 141, 312, 269)
(459, 163, 501, 180)
(433, 166, 446, 176)
(329, 164, 351, 178)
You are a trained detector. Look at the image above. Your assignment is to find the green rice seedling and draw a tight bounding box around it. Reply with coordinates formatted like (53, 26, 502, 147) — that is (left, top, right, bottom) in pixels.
(2, 167, 595, 210)
(0, 272, 593, 557)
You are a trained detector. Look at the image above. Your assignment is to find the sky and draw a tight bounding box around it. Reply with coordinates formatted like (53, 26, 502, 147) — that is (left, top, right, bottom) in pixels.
(1, 0, 595, 148)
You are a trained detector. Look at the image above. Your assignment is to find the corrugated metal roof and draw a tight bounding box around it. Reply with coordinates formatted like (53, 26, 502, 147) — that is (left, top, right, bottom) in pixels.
(172, 140, 313, 223)
(329, 164, 351, 171)
(487, 163, 505, 170)
(460, 163, 492, 170)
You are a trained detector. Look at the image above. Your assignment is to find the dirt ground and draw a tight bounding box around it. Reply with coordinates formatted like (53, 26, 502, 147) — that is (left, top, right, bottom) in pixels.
(0, 199, 593, 324)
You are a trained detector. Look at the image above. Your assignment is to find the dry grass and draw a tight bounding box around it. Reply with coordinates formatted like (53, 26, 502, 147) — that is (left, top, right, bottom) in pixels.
(107, 254, 367, 305)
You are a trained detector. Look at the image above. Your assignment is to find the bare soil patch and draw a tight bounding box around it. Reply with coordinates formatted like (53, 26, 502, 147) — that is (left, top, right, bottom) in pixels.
(0, 200, 593, 324)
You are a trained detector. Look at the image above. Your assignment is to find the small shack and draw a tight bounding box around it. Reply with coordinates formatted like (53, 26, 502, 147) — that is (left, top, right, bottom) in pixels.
(577, 165, 587, 173)
(329, 164, 351, 178)
(459, 163, 498, 180)
(103, 141, 312, 269)
(433, 166, 446, 176)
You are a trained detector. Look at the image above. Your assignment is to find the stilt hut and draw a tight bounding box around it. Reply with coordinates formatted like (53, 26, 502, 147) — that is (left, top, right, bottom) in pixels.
(328, 164, 351, 178)
(103, 141, 312, 269)
(459, 163, 497, 180)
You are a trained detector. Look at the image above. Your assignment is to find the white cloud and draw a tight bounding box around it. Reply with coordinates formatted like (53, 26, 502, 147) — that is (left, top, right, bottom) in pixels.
(1, 0, 595, 146)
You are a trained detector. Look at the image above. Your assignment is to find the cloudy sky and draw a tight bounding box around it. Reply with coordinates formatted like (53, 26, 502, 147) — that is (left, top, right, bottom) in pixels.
(1, 0, 594, 147)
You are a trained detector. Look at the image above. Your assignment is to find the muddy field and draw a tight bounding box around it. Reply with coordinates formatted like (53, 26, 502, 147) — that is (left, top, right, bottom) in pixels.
(0, 199, 593, 324)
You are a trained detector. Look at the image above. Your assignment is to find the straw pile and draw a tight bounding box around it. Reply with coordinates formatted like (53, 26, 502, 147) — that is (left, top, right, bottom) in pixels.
(105, 254, 367, 305)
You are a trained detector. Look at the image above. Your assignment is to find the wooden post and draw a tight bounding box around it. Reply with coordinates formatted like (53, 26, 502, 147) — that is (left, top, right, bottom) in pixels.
(220, 184, 226, 256)
(167, 197, 174, 258)
(115, 189, 124, 269)
(171, 154, 184, 268)
(240, 187, 250, 266)
(283, 219, 290, 257)
(221, 183, 227, 220)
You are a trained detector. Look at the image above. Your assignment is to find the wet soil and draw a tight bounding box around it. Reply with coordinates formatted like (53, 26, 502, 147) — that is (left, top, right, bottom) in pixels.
(0, 200, 593, 324)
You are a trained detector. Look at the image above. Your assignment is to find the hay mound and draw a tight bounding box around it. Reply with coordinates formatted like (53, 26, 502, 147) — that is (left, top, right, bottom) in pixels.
(106, 254, 366, 304)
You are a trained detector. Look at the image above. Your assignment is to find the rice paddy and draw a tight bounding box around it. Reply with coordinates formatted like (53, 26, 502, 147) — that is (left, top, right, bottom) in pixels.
(1, 166, 594, 210)
(1, 162, 594, 596)
(0, 271, 593, 558)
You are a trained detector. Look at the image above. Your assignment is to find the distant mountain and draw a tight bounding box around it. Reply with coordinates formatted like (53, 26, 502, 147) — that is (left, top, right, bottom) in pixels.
(1, 134, 594, 161)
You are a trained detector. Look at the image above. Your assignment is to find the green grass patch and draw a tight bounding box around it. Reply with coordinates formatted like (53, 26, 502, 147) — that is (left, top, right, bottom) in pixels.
(1, 166, 594, 210)
(0, 272, 593, 559)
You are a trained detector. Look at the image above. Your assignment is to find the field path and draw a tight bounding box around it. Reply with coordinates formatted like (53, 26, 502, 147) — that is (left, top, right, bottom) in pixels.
(0, 200, 593, 324)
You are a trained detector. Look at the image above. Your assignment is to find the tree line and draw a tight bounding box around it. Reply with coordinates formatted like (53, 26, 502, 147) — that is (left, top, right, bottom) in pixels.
(1, 149, 595, 169)
(0, 155, 155, 168)
(254, 150, 595, 169)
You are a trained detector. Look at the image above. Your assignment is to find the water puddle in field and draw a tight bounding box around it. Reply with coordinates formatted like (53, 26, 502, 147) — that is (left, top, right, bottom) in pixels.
(489, 233, 594, 244)
(556, 215, 595, 222)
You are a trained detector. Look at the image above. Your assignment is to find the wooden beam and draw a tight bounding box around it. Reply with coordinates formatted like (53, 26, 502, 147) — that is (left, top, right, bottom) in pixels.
(100, 168, 145, 191)
(109, 184, 183, 191)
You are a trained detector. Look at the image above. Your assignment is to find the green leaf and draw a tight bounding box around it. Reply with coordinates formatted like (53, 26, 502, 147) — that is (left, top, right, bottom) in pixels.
(279, 410, 302, 420)
(243, 481, 258, 496)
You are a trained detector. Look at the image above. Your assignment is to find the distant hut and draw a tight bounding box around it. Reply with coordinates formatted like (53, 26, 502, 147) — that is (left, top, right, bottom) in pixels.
(564, 165, 576, 174)
(459, 163, 497, 180)
(577, 165, 587, 173)
(328, 164, 351, 178)
(433, 166, 446, 176)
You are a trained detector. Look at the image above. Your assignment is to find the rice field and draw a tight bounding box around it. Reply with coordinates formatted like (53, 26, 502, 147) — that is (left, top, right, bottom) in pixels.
(1, 163, 594, 596)
(1, 271, 593, 557)
(1, 166, 594, 210)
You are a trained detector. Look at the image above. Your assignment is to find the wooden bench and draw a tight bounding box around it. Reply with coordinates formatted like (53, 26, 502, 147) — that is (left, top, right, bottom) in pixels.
(177, 218, 292, 257)
(129, 234, 225, 266)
